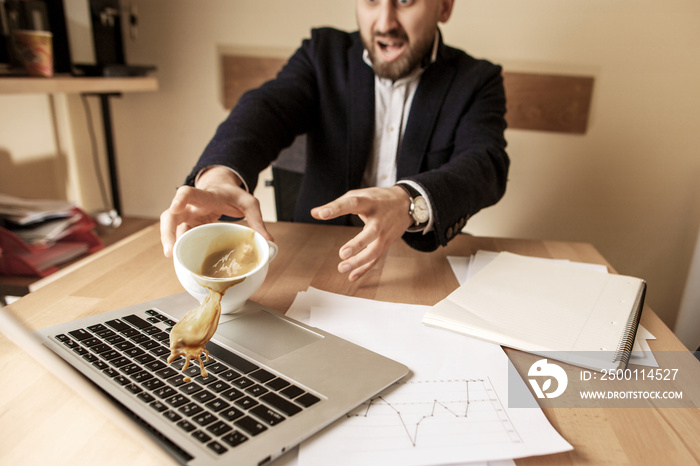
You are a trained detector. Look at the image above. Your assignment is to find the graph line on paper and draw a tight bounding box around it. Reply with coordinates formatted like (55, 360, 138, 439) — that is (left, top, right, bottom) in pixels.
(345, 378, 522, 450)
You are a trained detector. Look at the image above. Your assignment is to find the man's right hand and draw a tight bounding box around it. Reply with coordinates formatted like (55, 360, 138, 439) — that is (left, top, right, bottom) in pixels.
(160, 166, 273, 257)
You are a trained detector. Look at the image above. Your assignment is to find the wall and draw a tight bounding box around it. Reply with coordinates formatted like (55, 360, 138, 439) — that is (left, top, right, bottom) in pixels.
(2, 0, 699, 341)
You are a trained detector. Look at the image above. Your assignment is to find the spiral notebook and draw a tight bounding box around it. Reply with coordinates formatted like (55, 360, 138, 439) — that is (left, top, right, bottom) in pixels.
(423, 252, 646, 372)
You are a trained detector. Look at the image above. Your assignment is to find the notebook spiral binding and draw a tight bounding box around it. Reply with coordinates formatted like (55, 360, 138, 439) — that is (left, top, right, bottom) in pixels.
(612, 282, 647, 366)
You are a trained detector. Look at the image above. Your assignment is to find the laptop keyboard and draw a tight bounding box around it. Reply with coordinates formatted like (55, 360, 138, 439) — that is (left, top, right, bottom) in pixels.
(52, 309, 321, 457)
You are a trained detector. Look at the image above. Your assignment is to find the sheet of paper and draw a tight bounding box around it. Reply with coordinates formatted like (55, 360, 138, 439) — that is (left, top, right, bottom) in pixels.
(286, 288, 572, 466)
(447, 253, 658, 367)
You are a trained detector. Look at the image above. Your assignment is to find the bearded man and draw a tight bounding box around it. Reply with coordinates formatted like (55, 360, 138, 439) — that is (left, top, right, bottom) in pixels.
(161, 0, 509, 282)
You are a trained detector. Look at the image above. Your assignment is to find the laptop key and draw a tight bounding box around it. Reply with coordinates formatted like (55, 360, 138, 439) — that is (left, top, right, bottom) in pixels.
(153, 386, 177, 399)
(139, 339, 160, 351)
(234, 396, 258, 410)
(92, 360, 108, 370)
(166, 375, 189, 387)
(192, 412, 217, 427)
(192, 431, 212, 443)
(90, 343, 111, 354)
(100, 350, 120, 361)
(232, 377, 255, 389)
(150, 346, 170, 357)
(163, 410, 182, 423)
(245, 384, 269, 397)
(123, 314, 151, 329)
(205, 398, 230, 412)
(220, 407, 245, 422)
(260, 392, 302, 416)
(296, 393, 321, 408)
(103, 368, 119, 378)
(87, 323, 108, 333)
(207, 420, 232, 437)
(82, 337, 102, 347)
(113, 375, 130, 386)
(218, 369, 241, 382)
(150, 401, 168, 412)
(82, 354, 99, 363)
(137, 392, 155, 403)
(105, 319, 130, 332)
(125, 383, 143, 395)
(131, 370, 153, 383)
(177, 420, 197, 432)
(249, 368, 276, 384)
(151, 332, 170, 342)
(194, 374, 218, 386)
(123, 347, 146, 358)
(179, 402, 203, 418)
(110, 356, 131, 368)
(250, 405, 285, 426)
(209, 381, 231, 393)
(267, 379, 289, 395)
(120, 363, 142, 375)
(280, 385, 305, 399)
(166, 394, 189, 408)
(104, 334, 125, 345)
(68, 329, 91, 341)
(134, 353, 156, 364)
(222, 431, 248, 447)
(142, 378, 165, 391)
(206, 362, 228, 374)
(114, 340, 135, 351)
(192, 390, 217, 404)
(234, 416, 267, 436)
(221, 387, 244, 402)
(180, 382, 203, 395)
(153, 366, 177, 378)
(207, 441, 228, 455)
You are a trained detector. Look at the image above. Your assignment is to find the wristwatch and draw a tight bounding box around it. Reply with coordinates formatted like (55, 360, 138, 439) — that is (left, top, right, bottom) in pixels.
(398, 183, 429, 232)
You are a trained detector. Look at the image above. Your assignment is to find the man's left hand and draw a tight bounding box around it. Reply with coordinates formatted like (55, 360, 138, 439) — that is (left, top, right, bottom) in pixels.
(310, 186, 413, 281)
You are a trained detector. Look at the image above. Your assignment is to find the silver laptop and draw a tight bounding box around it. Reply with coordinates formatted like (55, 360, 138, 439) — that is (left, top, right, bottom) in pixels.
(35, 293, 409, 466)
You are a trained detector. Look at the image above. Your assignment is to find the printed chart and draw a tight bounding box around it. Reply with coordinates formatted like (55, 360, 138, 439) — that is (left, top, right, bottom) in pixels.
(344, 378, 522, 451)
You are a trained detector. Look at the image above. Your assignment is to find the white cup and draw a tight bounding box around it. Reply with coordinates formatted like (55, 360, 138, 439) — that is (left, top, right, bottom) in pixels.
(173, 223, 278, 314)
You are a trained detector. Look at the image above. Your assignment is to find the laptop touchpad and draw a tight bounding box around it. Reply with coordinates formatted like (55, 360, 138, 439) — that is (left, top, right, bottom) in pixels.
(217, 310, 322, 360)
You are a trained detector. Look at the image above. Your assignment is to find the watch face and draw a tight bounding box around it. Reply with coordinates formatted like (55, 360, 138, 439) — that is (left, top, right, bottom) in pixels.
(413, 196, 429, 224)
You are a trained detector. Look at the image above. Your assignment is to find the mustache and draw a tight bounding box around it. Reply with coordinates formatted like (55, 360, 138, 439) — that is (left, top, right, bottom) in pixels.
(372, 30, 409, 42)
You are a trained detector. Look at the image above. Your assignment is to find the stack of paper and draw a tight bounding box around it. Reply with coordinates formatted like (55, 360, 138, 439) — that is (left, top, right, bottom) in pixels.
(284, 287, 572, 466)
(432, 252, 653, 370)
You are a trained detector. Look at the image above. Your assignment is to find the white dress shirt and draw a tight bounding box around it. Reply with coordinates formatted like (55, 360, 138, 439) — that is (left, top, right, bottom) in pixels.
(361, 35, 439, 233)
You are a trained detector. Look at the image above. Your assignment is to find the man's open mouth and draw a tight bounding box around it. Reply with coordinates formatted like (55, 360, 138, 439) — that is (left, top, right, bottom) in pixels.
(375, 36, 407, 62)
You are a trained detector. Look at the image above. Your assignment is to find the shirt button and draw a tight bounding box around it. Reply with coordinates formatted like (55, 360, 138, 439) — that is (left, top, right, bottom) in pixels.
(387, 126, 395, 132)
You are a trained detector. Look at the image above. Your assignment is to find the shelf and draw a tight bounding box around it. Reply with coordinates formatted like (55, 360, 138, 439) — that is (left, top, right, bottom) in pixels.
(0, 75, 158, 95)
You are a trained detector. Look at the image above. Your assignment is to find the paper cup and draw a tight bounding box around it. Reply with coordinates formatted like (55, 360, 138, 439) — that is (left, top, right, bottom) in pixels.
(13, 30, 53, 77)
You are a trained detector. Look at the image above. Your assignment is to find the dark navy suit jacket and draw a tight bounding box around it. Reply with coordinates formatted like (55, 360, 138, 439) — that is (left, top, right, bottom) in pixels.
(186, 28, 509, 252)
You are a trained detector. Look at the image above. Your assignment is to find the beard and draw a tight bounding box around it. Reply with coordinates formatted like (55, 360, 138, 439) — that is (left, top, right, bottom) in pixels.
(363, 28, 435, 81)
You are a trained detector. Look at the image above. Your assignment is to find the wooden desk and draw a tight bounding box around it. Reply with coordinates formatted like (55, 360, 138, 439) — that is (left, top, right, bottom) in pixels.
(1, 222, 698, 465)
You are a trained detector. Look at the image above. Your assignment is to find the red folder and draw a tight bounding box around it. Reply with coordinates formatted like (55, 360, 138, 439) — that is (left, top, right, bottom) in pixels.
(0, 208, 103, 277)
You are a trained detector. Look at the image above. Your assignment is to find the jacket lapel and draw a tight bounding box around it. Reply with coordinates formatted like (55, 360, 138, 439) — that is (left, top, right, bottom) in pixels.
(347, 36, 375, 190)
(397, 41, 456, 179)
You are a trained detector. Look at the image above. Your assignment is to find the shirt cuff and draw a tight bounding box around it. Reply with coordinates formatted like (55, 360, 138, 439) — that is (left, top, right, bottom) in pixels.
(396, 180, 434, 234)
